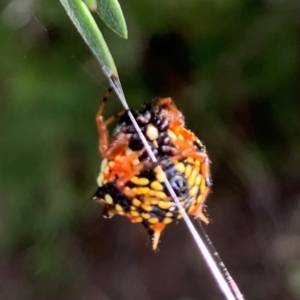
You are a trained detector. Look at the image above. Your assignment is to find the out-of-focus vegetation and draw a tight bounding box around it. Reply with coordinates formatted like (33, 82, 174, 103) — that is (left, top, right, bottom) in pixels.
(1, 0, 300, 299)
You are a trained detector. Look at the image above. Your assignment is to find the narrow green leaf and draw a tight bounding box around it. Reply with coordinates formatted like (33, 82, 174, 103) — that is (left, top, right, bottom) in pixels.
(96, 0, 128, 39)
(60, 0, 118, 77)
(83, 0, 97, 11)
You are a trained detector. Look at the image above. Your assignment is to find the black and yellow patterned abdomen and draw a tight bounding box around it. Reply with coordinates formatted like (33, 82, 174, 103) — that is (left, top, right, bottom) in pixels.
(93, 97, 211, 249)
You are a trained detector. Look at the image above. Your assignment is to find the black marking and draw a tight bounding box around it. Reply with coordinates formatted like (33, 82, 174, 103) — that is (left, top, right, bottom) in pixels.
(162, 161, 189, 198)
(93, 183, 132, 212)
(149, 206, 167, 221)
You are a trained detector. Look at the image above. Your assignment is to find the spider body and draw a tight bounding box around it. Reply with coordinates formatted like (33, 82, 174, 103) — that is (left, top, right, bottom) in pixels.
(92, 89, 211, 250)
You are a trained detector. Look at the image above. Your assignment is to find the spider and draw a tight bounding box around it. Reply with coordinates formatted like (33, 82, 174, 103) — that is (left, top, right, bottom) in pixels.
(92, 88, 212, 250)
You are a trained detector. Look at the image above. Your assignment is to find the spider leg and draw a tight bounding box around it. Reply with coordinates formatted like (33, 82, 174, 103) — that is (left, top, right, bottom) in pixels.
(183, 150, 210, 181)
(104, 133, 129, 160)
(157, 97, 178, 113)
(97, 87, 113, 115)
(96, 87, 127, 158)
(157, 97, 185, 128)
(189, 189, 210, 224)
(104, 110, 126, 126)
(113, 151, 144, 190)
(172, 141, 211, 185)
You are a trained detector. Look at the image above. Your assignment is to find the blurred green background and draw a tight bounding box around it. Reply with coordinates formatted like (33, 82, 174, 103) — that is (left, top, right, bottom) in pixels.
(1, 0, 300, 299)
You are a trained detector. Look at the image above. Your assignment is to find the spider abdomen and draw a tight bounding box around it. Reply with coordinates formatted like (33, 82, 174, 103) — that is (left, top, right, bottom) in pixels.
(93, 96, 211, 249)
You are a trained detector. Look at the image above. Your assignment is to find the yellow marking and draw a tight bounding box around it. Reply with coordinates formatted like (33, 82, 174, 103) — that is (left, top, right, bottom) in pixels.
(158, 201, 172, 210)
(115, 204, 124, 212)
(197, 194, 204, 204)
(132, 187, 150, 195)
(148, 190, 156, 197)
(97, 173, 104, 187)
(155, 191, 167, 199)
(163, 218, 173, 224)
(167, 129, 177, 140)
(108, 161, 115, 168)
(177, 214, 183, 219)
(125, 147, 133, 155)
(194, 160, 200, 167)
(188, 204, 196, 213)
(104, 194, 113, 205)
(150, 181, 163, 191)
(148, 217, 159, 224)
(153, 140, 158, 148)
(188, 169, 198, 187)
(130, 211, 139, 217)
(189, 185, 199, 197)
(123, 186, 135, 197)
(185, 164, 192, 178)
(146, 124, 159, 141)
(195, 175, 201, 186)
(132, 158, 140, 165)
(100, 159, 108, 172)
(155, 168, 166, 183)
(201, 178, 206, 190)
(187, 157, 194, 164)
(138, 177, 149, 185)
(144, 197, 159, 205)
(130, 205, 136, 210)
(132, 198, 141, 207)
(190, 199, 196, 206)
(178, 134, 184, 141)
(166, 212, 173, 217)
(130, 176, 149, 186)
(131, 217, 142, 223)
(141, 204, 152, 212)
(175, 162, 185, 174)
(141, 212, 151, 219)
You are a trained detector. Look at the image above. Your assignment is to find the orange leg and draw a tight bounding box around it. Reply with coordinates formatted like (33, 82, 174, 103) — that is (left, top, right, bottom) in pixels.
(157, 98, 180, 116)
(157, 98, 185, 128)
(182, 150, 210, 182)
(111, 152, 144, 190)
(188, 187, 210, 224)
(96, 88, 127, 158)
(172, 141, 211, 186)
